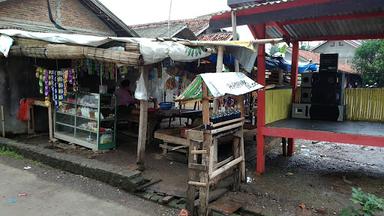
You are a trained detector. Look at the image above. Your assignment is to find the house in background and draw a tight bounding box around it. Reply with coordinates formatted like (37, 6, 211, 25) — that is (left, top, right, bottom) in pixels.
(311, 40, 362, 65)
(0, 0, 138, 37)
(130, 15, 233, 41)
(0, 0, 138, 134)
(285, 47, 355, 73)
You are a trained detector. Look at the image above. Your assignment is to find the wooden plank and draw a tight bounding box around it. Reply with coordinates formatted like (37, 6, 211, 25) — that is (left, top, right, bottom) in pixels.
(210, 157, 243, 180)
(189, 163, 208, 171)
(187, 129, 204, 142)
(210, 117, 244, 128)
(188, 181, 207, 187)
(191, 150, 207, 154)
(154, 130, 188, 146)
(210, 122, 244, 135)
(137, 66, 148, 170)
(214, 156, 234, 170)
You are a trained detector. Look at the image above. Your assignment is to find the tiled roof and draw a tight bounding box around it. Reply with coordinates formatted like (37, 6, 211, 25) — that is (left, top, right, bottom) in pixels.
(132, 23, 188, 38)
(287, 48, 356, 73)
(130, 15, 211, 37)
(198, 32, 233, 41)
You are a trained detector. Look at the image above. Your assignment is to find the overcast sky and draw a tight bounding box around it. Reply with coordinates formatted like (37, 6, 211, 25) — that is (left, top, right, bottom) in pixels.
(98, 0, 254, 40)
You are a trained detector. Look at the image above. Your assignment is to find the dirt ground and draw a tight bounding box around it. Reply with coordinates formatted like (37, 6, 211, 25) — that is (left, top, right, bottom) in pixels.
(14, 134, 384, 215)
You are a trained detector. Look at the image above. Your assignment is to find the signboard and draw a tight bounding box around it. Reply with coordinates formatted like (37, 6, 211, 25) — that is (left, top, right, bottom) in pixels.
(176, 72, 263, 101)
(200, 72, 263, 97)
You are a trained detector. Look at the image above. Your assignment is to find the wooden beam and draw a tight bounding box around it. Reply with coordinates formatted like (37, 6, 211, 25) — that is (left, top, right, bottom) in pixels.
(137, 66, 148, 170)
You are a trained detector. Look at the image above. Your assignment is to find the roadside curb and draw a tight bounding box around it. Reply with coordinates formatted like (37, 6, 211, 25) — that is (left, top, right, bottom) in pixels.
(0, 137, 144, 193)
(0, 137, 263, 216)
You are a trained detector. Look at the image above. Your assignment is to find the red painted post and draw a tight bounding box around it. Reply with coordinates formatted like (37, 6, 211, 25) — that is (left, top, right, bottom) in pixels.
(288, 41, 299, 156)
(255, 24, 266, 174)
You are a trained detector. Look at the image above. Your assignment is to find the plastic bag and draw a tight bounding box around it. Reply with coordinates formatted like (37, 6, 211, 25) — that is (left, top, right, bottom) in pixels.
(134, 72, 148, 100)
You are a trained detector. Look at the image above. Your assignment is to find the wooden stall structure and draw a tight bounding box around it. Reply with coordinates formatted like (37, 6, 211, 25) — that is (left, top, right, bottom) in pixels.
(210, 0, 384, 175)
(176, 72, 263, 215)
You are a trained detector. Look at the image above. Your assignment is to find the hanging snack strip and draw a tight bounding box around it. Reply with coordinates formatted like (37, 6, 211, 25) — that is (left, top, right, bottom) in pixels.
(35, 67, 78, 109)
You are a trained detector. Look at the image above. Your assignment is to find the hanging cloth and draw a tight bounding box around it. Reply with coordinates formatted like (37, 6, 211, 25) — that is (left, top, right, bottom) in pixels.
(17, 98, 35, 121)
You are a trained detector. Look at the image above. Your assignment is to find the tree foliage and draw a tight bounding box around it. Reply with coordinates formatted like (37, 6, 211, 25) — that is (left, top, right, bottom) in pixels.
(353, 40, 384, 87)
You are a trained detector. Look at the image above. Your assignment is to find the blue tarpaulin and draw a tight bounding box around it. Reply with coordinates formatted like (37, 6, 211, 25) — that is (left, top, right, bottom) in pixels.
(210, 54, 318, 73)
(265, 56, 318, 73)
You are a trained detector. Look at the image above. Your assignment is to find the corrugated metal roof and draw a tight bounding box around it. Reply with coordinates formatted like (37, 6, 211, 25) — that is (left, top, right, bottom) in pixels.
(282, 17, 384, 40)
(211, 0, 384, 41)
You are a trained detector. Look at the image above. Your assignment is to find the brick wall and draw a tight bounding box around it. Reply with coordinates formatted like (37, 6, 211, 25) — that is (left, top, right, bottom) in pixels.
(0, 0, 116, 36)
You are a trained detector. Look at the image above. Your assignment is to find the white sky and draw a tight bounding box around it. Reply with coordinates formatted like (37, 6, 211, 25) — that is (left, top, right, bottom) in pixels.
(98, 0, 255, 40)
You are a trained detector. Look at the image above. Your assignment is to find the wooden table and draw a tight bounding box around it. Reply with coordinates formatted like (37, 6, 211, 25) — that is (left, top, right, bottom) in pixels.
(28, 100, 54, 141)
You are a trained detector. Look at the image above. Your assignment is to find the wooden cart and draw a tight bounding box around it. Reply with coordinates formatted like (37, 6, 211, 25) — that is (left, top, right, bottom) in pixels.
(177, 72, 263, 216)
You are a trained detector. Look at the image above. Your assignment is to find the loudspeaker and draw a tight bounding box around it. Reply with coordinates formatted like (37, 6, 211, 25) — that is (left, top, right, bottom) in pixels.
(300, 87, 312, 103)
(292, 103, 311, 119)
(301, 73, 313, 87)
(310, 104, 345, 121)
(311, 72, 344, 105)
(320, 53, 338, 73)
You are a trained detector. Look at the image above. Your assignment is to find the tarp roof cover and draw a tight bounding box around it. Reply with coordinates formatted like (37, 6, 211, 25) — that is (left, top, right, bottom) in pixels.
(176, 72, 263, 101)
(0, 29, 211, 64)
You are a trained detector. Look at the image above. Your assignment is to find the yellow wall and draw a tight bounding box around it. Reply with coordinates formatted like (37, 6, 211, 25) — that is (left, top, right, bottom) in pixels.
(345, 88, 384, 122)
(265, 89, 292, 124)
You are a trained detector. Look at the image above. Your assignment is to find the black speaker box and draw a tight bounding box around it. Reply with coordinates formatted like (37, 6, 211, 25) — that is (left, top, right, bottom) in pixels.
(320, 53, 339, 73)
(310, 104, 345, 121)
(301, 87, 312, 103)
(311, 72, 343, 105)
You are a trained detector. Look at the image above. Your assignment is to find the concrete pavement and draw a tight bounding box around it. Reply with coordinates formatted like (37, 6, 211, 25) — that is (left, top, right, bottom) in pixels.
(0, 156, 178, 216)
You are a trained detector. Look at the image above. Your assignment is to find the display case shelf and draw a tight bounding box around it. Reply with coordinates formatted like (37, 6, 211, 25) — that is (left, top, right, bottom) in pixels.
(54, 92, 117, 151)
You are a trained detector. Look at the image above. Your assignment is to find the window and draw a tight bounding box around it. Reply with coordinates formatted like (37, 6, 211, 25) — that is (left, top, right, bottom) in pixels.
(330, 42, 335, 47)
(339, 41, 344, 46)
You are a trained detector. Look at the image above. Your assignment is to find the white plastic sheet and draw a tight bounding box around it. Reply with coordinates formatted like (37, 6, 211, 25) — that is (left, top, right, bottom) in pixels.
(200, 72, 263, 97)
(0, 35, 13, 57)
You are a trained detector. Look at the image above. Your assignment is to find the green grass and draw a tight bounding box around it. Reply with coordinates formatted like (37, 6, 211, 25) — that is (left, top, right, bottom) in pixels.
(0, 146, 23, 160)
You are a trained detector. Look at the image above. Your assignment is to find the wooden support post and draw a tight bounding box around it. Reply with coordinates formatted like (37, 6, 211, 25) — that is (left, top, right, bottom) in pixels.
(288, 41, 299, 157)
(1, 105, 4, 137)
(187, 139, 198, 215)
(231, 10, 240, 72)
(255, 24, 266, 175)
(202, 82, 210, 126)
(239, 128, 246, 181)
(47, 102, 53, 141)
(232, 136, 241, 191)
(137, 66, 148, 170)
(199, 133, 211, 216)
